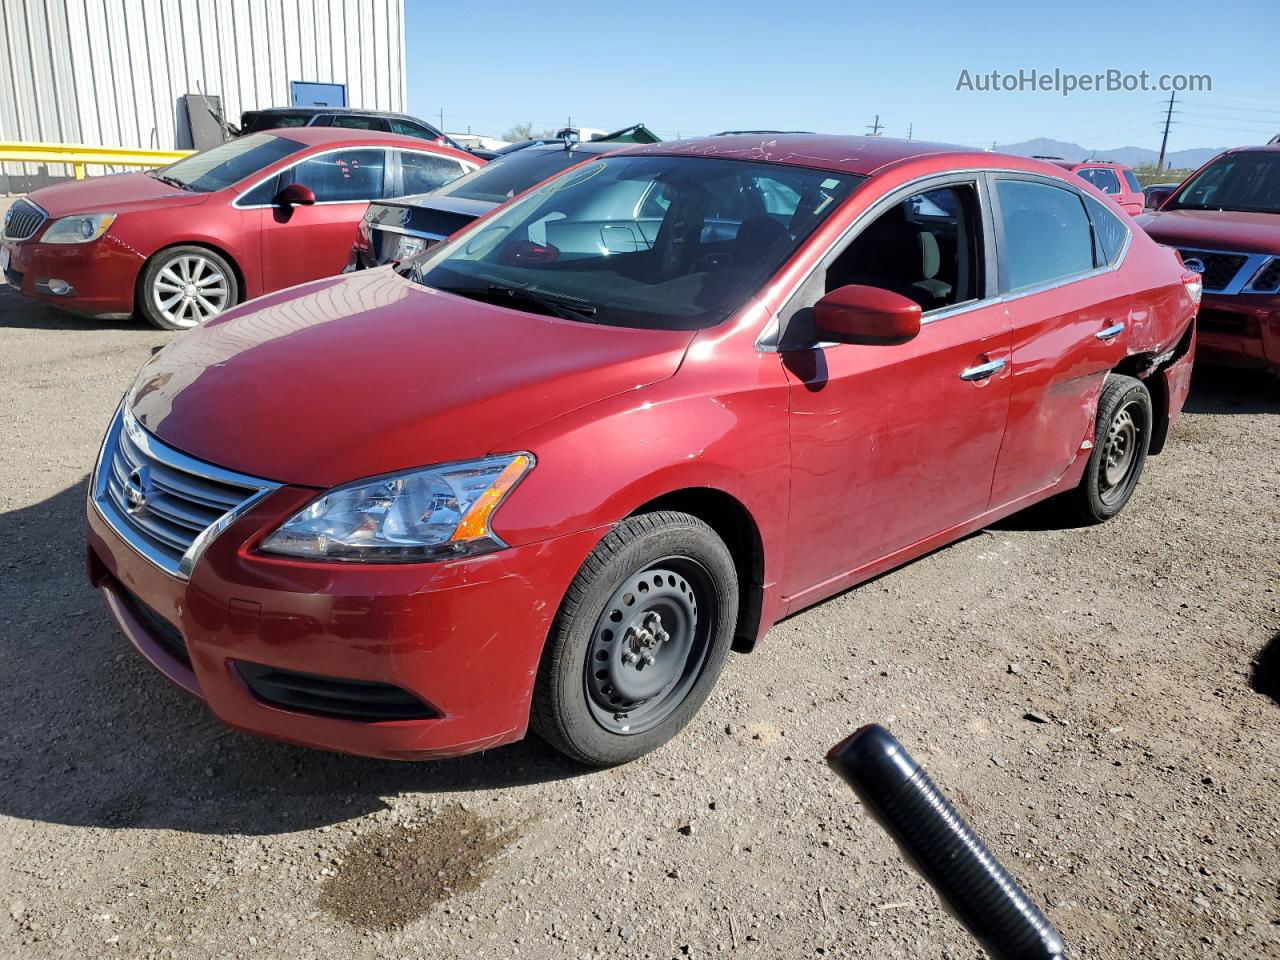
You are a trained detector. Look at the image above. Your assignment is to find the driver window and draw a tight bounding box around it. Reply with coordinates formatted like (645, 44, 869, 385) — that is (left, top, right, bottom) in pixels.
(824, 183, 982, 311)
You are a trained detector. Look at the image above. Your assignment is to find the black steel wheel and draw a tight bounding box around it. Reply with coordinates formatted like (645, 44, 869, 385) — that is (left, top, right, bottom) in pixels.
(584, 558, 715, 735)
(1057, 373, 1153, 524)
(531, 511, 739, 766)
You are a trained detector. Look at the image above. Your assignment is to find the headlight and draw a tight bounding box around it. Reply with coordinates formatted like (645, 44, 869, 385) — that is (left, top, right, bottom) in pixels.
(42, 213, 117, 244)
(259, 454, 534, 562)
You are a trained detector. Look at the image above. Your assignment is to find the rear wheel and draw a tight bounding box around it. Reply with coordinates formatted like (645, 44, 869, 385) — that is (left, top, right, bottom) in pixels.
(138, 246, 238, 330)
(1057, 374, 1153, 524)
(531, 511, 739, 766)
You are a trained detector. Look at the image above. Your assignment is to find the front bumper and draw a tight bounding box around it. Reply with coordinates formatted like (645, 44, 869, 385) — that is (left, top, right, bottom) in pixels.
(87, 485, 604, 760)
(1194, 292, 1280, 376)
(1, 234, 141, 318)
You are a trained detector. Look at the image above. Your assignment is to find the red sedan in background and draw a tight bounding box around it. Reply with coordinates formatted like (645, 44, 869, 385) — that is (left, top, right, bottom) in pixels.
(87, 136, 1199, 766)
(1045, 159, 1146, 215)
(1, 129, 478, 329)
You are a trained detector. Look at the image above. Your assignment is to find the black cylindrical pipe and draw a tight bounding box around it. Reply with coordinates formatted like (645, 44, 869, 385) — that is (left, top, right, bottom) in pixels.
(827, 724, 1065, 960)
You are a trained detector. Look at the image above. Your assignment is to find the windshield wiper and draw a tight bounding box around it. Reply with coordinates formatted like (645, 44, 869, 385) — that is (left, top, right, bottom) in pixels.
(483, 283, 598, 322)
(150, 173, 193, 191)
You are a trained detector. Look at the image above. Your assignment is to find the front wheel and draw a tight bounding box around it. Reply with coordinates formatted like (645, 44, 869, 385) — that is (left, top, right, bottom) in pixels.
(1057, 374, 1153, 524)
(531, 511, 739, 766)
(138, 246, 238, 330)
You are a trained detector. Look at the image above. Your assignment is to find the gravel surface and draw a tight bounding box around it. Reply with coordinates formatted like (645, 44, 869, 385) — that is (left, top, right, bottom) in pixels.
(1, 285, 1278, 959)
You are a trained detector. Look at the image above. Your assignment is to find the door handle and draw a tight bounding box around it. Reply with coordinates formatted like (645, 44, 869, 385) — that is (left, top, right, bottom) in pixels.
(1095, 322, 1125, 341)
(959, 358, 1006, 381)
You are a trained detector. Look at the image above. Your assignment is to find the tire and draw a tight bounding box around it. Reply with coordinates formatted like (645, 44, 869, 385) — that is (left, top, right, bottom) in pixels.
(138, 245, 238, 330)
(1057, 374, 1153, 524)
(531, 511, 739, 766)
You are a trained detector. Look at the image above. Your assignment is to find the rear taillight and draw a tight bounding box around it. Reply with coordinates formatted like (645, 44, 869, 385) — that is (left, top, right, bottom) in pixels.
(1183, 272, 1203, 305)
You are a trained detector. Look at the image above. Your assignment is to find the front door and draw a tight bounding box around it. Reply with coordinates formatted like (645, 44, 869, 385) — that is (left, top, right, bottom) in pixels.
(258, 147, 389, 291)
(781, 179, 1012, 600)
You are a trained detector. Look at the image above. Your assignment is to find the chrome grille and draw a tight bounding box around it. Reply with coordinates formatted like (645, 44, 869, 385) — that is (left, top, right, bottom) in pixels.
(1248, 257, 1280, 293)
(92, 407, 279, 579)
(2, 198, 47, 241)
(1177, 249, 1248, 291)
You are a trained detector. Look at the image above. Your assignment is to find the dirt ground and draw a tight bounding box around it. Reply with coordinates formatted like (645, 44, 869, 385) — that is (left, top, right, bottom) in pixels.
(1, 284, 1277, 960)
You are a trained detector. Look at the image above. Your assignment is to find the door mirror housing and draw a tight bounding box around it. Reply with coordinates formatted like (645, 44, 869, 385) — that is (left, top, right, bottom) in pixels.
(1144, 186, 1174, 210)
(275, 183, 316, 207)
(813, 284, 922, 345)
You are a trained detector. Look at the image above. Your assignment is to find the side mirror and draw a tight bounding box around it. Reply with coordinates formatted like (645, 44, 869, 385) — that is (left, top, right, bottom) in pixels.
(1145, 187, 1173, 210)
(275, 183, 316, 207)
(813, 284, 922, 345)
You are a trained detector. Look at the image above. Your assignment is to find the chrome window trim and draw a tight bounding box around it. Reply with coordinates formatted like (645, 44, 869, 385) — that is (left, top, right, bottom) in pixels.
(2, 197, 49, 241)
(230, 146, 476, 210)
(756, 167, 1131, 351)
(91, 406, 280, 581)
(1173, 247, 1276, 295)
(998, 226, 1132, 306)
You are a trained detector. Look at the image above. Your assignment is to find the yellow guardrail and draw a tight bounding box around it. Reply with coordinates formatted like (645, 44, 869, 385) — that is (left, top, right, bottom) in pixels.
(0, 142, 195, 179)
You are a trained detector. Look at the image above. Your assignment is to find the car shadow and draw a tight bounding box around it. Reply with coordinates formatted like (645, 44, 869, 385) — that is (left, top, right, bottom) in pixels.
(0, 285, 142, 331)
(0, 481, 587, 838)
(1250, 633, 1280, 707)
(1183, 365, 1280, 415)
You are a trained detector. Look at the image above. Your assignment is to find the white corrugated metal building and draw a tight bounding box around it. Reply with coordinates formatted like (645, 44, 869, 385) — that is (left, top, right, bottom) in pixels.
(0, 0, 406, 188)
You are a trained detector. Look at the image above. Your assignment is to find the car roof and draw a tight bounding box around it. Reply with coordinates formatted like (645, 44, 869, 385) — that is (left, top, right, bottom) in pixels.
(614, 134, 1065, 178)
(266, 127, 477, 163)
(520, 140, 623, 157)
(1044, 159, 1130, 171)
(249, 106, 424, 123)
(269, 127, 441, 148)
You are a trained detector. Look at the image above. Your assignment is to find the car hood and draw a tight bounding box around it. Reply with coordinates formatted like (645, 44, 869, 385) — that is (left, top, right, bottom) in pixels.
(1138, 209, 1280, 255)
(29, 172, 210, 219)
(127, 268, 694, 488)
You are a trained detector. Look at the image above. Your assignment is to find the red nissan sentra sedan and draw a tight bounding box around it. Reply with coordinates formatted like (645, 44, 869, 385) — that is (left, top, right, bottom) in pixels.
(1, 128, 478, 329)
(86, 135, 1199, 765)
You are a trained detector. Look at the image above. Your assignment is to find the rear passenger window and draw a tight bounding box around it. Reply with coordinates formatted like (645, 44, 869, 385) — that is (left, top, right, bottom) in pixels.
(1084, 194, 1129, 266)
(288, 149, 386, 202)
(1122, 169, 1142, 193)
(330, 115, 384, 131)
(400, 151, 466, 194)
(389, 119, 439, 141)
(995, 180, 1095, 292)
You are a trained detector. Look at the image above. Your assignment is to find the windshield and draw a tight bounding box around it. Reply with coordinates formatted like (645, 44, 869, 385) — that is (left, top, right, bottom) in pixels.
(1167, 151, 1280, 214)
(433, 148, 594, 204)
(154, 134, 304, 192)
(404, 156, 863, 330)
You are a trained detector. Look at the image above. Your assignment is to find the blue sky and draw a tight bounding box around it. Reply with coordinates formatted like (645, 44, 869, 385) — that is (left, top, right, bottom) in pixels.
(405, 0, 1280, 153)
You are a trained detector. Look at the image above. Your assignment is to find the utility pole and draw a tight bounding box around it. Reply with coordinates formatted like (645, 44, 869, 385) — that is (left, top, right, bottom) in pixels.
(866, 114, 883, 137)
(907, 122, 913, 141)
(1156, 92, 1176, 171)
(439, 107, 445, 131)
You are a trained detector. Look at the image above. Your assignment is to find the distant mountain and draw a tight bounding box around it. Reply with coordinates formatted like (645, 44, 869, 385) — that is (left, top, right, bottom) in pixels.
(995, 137, 1228, 170)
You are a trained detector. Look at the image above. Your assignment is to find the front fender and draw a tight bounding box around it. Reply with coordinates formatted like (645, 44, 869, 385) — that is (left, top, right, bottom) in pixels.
(489, 346, 792, 590)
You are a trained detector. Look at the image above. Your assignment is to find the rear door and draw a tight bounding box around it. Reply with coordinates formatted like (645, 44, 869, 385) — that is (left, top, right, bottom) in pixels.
(781, 176, 1013, 598)
(256, 146, 390, 291)
(987, 175, 1131, 506)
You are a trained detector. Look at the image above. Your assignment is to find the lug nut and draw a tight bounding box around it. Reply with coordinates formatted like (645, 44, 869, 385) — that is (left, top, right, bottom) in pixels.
(622, 652, 638, 664)
(642, 654, 656, 667)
